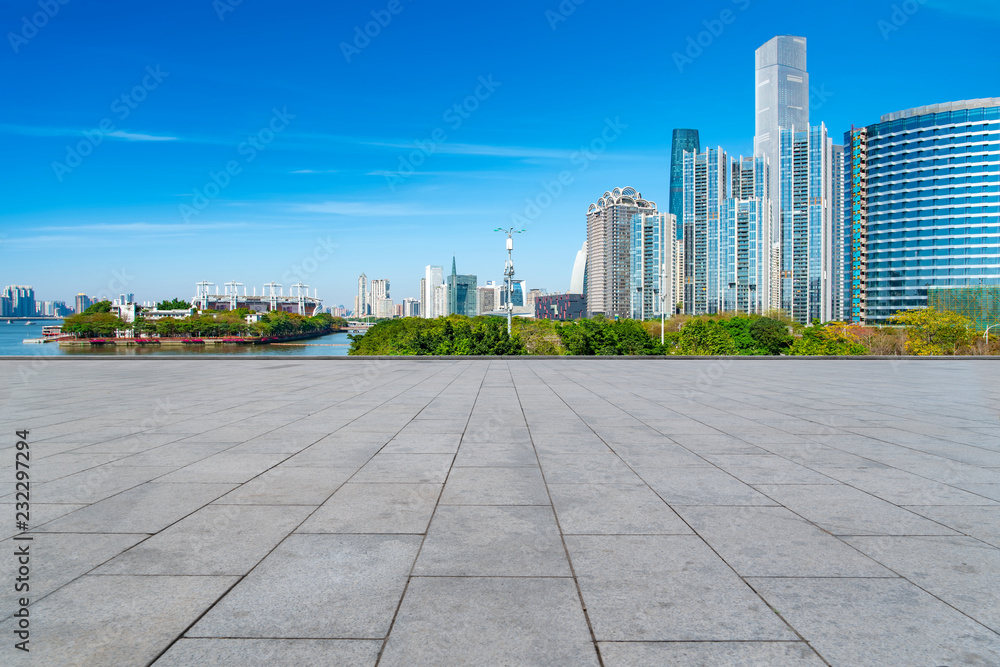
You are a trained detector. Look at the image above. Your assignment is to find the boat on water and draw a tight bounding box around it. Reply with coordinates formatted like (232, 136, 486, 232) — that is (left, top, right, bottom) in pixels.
(25, 321, 32, 325)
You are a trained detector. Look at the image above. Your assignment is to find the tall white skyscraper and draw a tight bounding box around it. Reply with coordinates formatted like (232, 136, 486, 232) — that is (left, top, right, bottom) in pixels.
(423, 265, 443, 318)
(629, 212, 678, 320)
(354, 273, 368, 317)
(586, 187, 656, 318)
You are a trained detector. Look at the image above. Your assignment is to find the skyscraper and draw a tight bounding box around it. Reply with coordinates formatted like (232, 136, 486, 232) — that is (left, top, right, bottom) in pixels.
(354, 273, 368, 317)
(831, 143, 848, 322)
(370, 279, 393, 318)
(682, 150, 728, 315)
(754, 35, 809, 220)
(629, 212, 678, 320)
(447, 257, 478, 317)
(670, 129, 700, 240)
(846, 99, 1000, 323)
(2, 285, 36, 318)
(423, 265, 443, 318)
(586, 187, 656, 318)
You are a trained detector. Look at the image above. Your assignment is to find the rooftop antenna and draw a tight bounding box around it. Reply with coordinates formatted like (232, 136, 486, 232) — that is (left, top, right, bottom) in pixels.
(494, 227, 525, 336)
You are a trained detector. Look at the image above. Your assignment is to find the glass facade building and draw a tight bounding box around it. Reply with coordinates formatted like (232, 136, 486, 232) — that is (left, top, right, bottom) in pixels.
(670, 129, 700, 241)
(683, 149, 728, 315)
(629, 212, 677, 320)
(846, 99, 1000, 323)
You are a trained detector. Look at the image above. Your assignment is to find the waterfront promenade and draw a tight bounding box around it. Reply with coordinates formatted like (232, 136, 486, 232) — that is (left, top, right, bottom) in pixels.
(1, 358, 998, 665)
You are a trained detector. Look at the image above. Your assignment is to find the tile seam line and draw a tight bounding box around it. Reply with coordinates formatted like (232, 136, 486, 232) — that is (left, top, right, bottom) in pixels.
(374, 360, 487, 666)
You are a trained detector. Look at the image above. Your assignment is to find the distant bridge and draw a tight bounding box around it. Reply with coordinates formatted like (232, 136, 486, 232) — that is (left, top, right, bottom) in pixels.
(344, 321, 373, 335)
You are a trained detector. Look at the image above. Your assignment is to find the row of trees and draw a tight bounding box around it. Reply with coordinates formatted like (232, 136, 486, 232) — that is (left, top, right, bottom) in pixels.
(60, 302, 342, 340)
(348, 309, 1000, 357)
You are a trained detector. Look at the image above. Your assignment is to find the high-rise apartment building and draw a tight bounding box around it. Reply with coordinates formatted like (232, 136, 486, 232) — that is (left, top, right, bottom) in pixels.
(2, 285, 35, 318)
(778, 124, 836, 324)
(586, 187, 656, 318)
(370, 278, 392, 318)
(670, 129, 700, 241)
(629, 212, 678, 320)
(433, 283, 449, 319)
(447, 257, 478, 317)
(723, 156, 774, 314)
(419, 278, 427, 318)
(683, 150, 728, 315)
(845, 99, 1000, 323)
(831, 143, 848, 322)
(423, 265, 444, 318)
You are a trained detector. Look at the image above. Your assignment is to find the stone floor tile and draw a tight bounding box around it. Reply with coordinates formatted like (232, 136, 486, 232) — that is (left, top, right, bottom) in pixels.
(755, 483, 960, 535)
(36, 482, 237, 533)
(96, 504, 312, 575)
(213, 466, 354, 505)
(676, 506, 894, 577)
(414, 505, 570, 576)
(155, 638, 381, 666)
(380, 577, 599, 666)
(190, 534, 421, 638)
(537, 453, 641, 484)
(844, 535, 1000, 632)
(453, 441, 538, 467)
(903, 505, 1000, 547)
(598, 641, 825, 666)
(156, 453, 288, 484)
(440, 466, 549, 505)
(0, 574, 237, 666)
(549, 483, 691, 535)
(637, 466, 778, 505)
(748, 576, 1000, 666)
(566, 535, 795, 641)
(298, 483, 441, 534)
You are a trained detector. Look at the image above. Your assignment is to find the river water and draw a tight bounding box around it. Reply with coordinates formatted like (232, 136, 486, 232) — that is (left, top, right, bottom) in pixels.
(0, 321, 353, 356)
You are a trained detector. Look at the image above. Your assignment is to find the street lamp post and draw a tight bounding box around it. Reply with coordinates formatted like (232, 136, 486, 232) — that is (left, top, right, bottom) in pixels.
(494, 227, 524, 336)
(985, 323, 999, 345)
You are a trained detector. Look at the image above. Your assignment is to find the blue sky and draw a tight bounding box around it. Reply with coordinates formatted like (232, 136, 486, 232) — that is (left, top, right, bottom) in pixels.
(1, 0, 998, 307)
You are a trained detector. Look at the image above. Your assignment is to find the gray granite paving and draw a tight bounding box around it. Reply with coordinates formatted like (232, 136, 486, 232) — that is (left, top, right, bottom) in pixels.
(0, 358, 998, 665)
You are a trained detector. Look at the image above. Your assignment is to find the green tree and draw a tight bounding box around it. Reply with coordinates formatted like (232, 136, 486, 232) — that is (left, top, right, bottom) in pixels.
(156, 298, 192, 310)
(748, 317, 794, 355)
(890, 308, 974, 355)
(82, 300, 112, 314)
(677, 319, 737, 355)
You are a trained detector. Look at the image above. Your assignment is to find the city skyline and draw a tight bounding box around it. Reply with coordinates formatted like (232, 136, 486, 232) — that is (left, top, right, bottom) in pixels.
(1, 1, 999, 307)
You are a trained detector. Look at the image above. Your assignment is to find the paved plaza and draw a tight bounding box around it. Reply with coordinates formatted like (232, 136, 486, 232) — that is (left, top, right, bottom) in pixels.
(1, 358, 999, 666)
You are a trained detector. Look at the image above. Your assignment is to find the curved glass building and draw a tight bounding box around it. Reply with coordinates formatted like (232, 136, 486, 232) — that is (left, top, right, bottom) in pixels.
(846, 98, 1000, 323)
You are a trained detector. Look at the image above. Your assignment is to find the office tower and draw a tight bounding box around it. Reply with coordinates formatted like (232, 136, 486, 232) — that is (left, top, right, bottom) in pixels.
(682, 150, 728, 315)
(354, 273, 368, 317)
(447, 257, 478, 317)
(570, 241, 587, 294)
(586, 187, 656, 318)
(718, 156, 773, 314)
(403, 298, 420, 318)
(630, 212, 678, 320)
(777, 124, 835, 324)
(754, 35, 809, 221)
(424, 265, 444, 318)
(846, 99, 1000, 323)
(670, 129, 700, 241)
